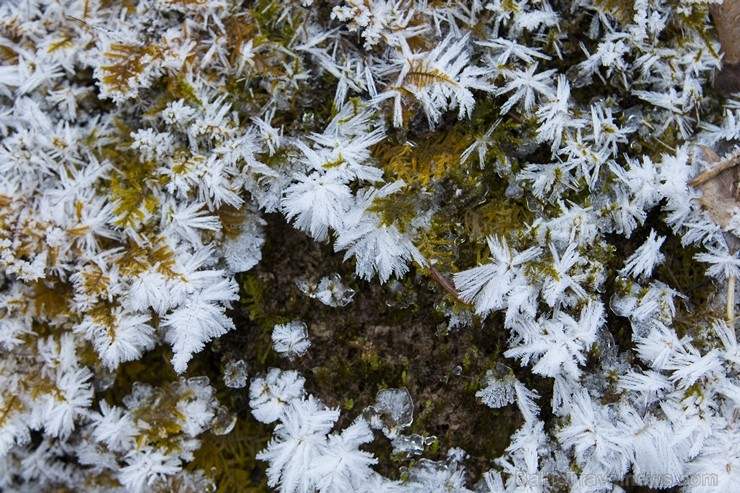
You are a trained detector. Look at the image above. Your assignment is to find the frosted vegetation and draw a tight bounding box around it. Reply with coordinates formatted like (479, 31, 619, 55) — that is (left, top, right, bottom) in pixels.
(1, 0, 740, 492)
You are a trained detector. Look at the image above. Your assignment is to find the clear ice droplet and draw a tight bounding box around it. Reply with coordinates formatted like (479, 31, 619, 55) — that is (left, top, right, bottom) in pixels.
(223, 359, 248, 389)
(392, 434, 425, 455)
(367, 387, 414, 439)
(211, 406, 237, 436)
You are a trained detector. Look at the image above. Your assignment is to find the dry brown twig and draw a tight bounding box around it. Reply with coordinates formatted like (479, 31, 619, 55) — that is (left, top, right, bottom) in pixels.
(428, 263, 471, 306)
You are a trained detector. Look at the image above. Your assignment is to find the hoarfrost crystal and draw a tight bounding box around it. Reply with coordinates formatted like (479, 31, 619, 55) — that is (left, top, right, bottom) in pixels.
(272, 321, 311, 360)
(223, 359, 248, 389)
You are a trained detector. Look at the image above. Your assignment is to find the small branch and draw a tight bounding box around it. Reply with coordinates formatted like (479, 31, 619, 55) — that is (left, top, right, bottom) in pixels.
(688, 147, 740, 188)
(428, 264, 471, 306)
(728, 275, 736, 323)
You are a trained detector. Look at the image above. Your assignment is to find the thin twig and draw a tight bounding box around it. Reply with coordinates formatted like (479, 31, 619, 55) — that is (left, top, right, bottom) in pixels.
(428, 264, 471, 306)
(688, 149, 740, 188)
(728, 275, 736, 323)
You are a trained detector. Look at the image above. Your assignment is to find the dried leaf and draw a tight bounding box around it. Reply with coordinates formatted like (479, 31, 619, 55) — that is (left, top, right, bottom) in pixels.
(712, 1, 740, 65)
(403, 59, 459, 89)
(716, 64, 740, 97)
(711, 0, 740, 95)
(689, 147, 740, 251)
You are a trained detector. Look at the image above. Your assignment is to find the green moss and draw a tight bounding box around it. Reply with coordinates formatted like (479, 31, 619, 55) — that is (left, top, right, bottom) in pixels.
(368, 194, 418, 233)
(239, 274, 270, 325)
(99, 43, 164, 95)
(188, 417, 272, 493)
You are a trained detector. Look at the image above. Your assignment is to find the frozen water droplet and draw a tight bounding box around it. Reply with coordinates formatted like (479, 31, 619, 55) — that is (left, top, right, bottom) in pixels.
(337, 287, 355, 305)
(367, 387, 414, 439)
(326, 272, 341, 284)
(315, 273, 354, 307)
(623, 105, 643, 127)
(451, 365, 463, 376)
(424, 435, 437, 446)
(505, 179, 523, 199)
(297, 274, 354, 307)
(446, 447, 468, 464)
(409, 459, 450, 481)
(125, 382, 154, 409)
(392, 434, 425, 455)
(223, 359, 248, 389)
(296, 277, 316, 297)
(94, 370, 116, 392)
(595, 326, 618, 365)
(187, 376, 210, 388)
(211, 406, 237, 436)
(442, 299, 475, 333)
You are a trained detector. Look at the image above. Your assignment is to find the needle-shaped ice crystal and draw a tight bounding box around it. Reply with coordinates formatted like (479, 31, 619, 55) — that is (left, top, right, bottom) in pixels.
(222, 214, 266, 274)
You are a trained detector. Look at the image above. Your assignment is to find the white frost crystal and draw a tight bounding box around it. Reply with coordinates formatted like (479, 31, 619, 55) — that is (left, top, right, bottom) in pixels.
(272, 321, 311, 360)
(222, 213, 266, 273)
(250, 369, 306, 424)
(223, 359, 248, 389)
(2, 0, 739, 491)
(476, 369, 516, 409)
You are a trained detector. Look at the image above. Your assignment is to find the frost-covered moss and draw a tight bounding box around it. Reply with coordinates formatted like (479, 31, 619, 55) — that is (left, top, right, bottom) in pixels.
(1, 0, 740, 491)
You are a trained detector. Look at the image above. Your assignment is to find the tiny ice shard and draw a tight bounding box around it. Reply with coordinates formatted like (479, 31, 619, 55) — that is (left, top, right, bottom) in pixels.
(187, 376, 210, 387)
(272, 321, 311, 360)
(211, 405, 237, 435)
(476, 365, 516, 409)
(296, 277, 316, 297)
(296, 273, 354, 307)
(315, 273, 355, 307)
(440, 302, 474, 332)
(223, 359, 248, 388)
(406, 449, 469, 488)
(365, 387, 414, 439)
(392, 434, 425, 455)
(223, 213, 266, 274)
